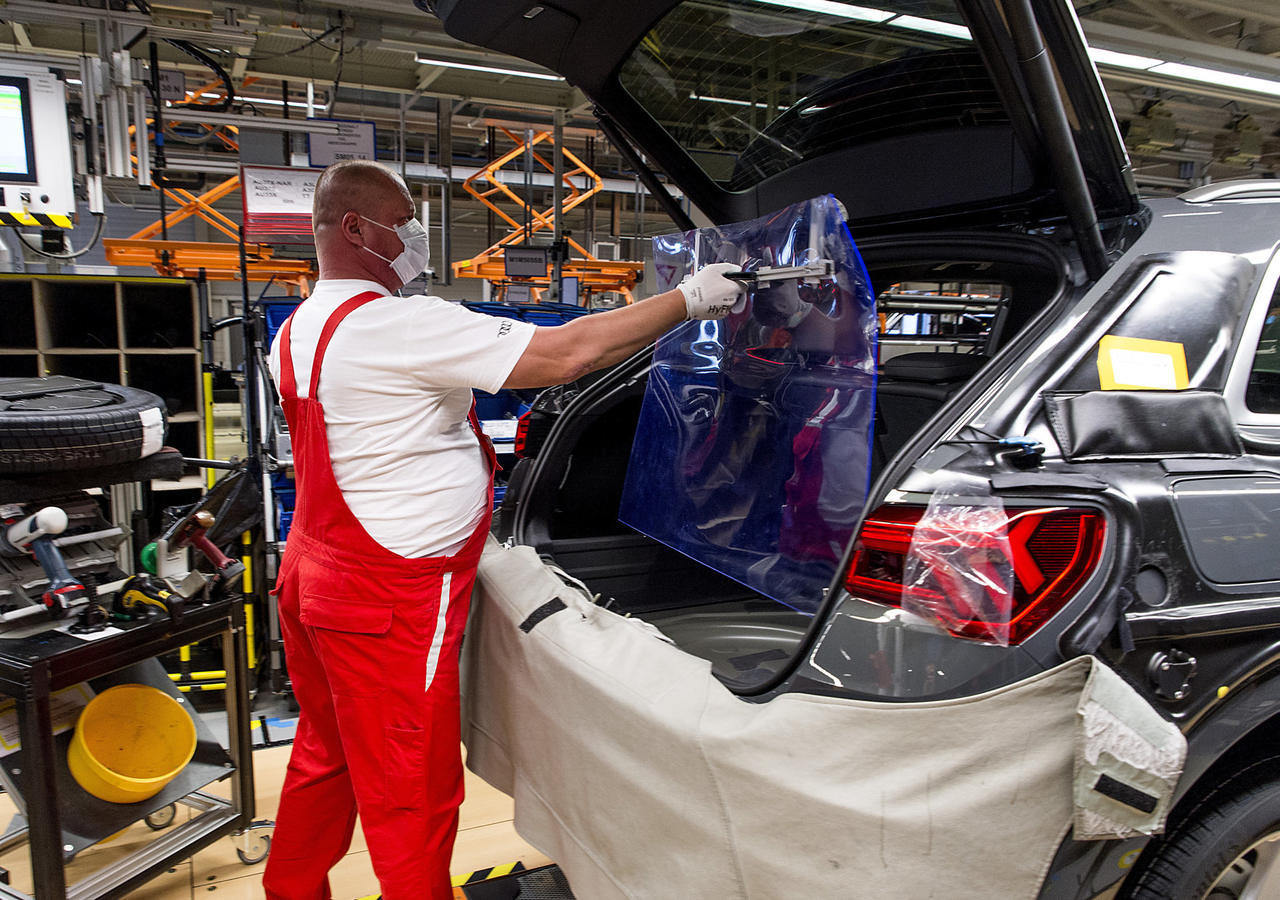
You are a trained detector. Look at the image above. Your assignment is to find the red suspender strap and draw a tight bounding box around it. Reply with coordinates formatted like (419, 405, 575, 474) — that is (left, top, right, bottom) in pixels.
(277, 315, 298, 400)
(306, 291, 385, 399)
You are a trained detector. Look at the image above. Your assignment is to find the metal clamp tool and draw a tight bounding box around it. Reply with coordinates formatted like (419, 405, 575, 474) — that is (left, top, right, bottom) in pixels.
(725, 260, 834, 290)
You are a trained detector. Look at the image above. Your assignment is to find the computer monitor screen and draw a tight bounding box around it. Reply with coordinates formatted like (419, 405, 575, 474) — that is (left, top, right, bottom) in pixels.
(503, 247, 548, 279)
(560, 276, 580, 306)
(505, 283, 533, 303)
(0, 77, 37, 184)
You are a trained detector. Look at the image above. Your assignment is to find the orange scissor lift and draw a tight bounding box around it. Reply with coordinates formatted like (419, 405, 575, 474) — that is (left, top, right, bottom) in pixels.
(103, 79, 317, 297)
(452, 127, 644, 304)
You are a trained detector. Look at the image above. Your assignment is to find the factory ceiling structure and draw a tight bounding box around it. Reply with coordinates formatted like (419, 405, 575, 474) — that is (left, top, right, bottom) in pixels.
(0, 0, 1278, 203)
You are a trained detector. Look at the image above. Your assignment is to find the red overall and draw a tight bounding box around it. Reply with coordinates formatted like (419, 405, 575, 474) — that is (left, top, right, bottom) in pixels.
(262, 292, 495, 900)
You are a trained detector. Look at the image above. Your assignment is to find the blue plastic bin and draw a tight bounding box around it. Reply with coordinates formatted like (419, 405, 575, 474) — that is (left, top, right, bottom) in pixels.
(277, 507, 294, 542)
(261, 299, 303, 344)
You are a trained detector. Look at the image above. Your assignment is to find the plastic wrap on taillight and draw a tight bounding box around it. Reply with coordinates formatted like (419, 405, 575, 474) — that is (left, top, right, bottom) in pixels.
(844, 506, 924, 605)
(844, 504, 1106, 645)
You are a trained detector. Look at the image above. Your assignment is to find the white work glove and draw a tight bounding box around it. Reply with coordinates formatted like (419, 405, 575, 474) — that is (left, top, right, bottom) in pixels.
(678, 262, 745, 320)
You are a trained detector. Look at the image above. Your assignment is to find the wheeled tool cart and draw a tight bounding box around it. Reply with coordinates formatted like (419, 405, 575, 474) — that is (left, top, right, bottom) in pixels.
(0, 449, 268, 899)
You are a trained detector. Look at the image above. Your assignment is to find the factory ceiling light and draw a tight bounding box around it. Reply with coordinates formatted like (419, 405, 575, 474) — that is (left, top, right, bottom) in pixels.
(751, 3, 1278, 102)
(197, 91, 318, 110)
(413, 55, 563, 81)
(1089, 49, 1280, 99)
(751, 2, 969, 37)
(688, 92, 770, 108)
(749, 0, 890, 23)
(886, 15, 970, 38)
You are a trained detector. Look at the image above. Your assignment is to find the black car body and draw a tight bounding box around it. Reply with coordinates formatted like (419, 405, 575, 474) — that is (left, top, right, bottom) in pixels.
(432, 1, 1280, 896)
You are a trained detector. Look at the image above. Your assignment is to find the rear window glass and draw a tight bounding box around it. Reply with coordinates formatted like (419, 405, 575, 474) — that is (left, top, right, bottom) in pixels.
(1246, 278, 1280, 414)
(618, 1, 994, 191)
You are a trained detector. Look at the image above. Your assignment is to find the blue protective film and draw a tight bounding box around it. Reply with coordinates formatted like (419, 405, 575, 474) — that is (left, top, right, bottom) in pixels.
(619, 195, 877, 614)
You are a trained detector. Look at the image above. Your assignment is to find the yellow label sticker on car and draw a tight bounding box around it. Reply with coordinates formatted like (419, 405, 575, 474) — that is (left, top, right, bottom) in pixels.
(1097, 335, 1189, 390)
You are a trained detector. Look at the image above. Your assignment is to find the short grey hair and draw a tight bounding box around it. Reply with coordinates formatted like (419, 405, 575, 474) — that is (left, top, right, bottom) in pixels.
(312, 160, 411, 229)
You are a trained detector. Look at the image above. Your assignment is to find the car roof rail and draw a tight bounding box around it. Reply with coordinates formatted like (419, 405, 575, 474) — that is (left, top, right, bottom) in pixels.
(1179, 180, 1280, 203)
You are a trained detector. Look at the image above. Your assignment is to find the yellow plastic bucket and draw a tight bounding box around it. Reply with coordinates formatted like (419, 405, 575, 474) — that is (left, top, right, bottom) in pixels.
(67, 684, 197, 804)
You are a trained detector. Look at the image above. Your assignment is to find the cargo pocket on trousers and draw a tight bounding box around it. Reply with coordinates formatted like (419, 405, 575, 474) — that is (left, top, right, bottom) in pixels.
(385, 724, 427, 810)
(300, 595, 395, 633)
(301, 595, 395, 697)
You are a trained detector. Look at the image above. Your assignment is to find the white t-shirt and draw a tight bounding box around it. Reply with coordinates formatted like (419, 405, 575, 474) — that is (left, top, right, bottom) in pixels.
(268, 279, 536, 557)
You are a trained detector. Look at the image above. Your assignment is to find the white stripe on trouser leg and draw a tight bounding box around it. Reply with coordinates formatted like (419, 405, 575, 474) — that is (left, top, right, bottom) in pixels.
(424, 571, 452, 691)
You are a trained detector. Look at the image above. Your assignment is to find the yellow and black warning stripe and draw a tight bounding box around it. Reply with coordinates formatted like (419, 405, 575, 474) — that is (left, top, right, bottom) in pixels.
(452, 861, 526, 887)
(0, 211, 74, 228)
(356, 862, 528, 900)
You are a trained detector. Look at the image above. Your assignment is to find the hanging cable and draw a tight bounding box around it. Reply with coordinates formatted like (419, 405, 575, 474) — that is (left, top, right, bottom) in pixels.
(211, 24, 341, 62)
(165, 40, 235, 112)
(9, 214, 107, 260)
(330, 12, 345, 117)
(129, 0, 235, 111)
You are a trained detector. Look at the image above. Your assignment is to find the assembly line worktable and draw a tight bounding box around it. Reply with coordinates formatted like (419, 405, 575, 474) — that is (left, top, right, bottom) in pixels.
(0, 596, 255, 899)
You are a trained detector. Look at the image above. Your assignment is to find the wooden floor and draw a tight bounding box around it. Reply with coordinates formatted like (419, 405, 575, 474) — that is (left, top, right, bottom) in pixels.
(0, 744, 551, 898)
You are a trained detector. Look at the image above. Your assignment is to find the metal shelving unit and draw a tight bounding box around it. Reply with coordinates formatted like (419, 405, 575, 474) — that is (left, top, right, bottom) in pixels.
(0, 601, 258, 899)
(0, 275, 205, 467)
(0, 454, 265, 898)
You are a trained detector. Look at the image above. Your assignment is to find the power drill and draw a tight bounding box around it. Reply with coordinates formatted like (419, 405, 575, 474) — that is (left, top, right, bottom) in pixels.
(0, 507, 88, 618)
(148, 509, 245, 586)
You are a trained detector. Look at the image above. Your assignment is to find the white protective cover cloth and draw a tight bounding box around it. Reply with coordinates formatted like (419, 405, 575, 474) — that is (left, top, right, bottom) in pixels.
(463, 538, 1186, 899)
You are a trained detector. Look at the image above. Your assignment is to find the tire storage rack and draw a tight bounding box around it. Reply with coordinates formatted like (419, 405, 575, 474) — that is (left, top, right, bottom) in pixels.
(0, 275, 207, 470)
(0, 449, 262, 898)
(0, 274, 255, 697)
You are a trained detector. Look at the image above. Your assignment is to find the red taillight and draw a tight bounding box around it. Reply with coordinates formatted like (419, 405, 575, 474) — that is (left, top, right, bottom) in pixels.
(513, 411, 533, 459)
(844, 504, 1106, 645)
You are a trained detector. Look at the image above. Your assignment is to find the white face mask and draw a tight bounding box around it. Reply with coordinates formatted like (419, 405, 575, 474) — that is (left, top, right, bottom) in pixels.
(360, 215, 430, 284)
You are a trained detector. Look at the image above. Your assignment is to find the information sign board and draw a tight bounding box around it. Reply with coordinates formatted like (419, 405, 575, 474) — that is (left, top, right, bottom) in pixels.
(241, 165, 321, 243)
(307, 119, 376, 167)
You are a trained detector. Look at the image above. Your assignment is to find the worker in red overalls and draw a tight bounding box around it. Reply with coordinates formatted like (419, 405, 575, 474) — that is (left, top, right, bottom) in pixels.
(262, 160, 743, 900)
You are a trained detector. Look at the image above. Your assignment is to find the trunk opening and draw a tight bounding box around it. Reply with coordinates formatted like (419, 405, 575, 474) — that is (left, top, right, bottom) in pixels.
(505, 234, 1075, 690)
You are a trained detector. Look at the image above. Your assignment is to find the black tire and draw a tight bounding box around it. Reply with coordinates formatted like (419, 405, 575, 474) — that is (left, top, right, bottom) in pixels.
(0, 376, 167, 475)
(1124, 758, 1280, 900)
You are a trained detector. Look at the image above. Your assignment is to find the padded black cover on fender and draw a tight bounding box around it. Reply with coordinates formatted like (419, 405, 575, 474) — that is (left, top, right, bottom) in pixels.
(1043, 390, 1243, 461)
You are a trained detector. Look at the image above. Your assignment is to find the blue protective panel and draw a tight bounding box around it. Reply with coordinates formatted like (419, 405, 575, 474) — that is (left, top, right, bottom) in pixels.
(619, 195, 877, 614)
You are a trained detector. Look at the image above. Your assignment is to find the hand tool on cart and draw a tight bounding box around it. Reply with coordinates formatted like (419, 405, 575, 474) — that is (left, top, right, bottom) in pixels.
(68, 600, 110, 634)
(157, 509, 245, 584)
(113, 573, 184, 624)
(0, 507, 89, 618)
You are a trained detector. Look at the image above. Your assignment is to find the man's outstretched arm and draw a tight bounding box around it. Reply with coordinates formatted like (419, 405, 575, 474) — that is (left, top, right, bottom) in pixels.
(503, 263, 743, 389)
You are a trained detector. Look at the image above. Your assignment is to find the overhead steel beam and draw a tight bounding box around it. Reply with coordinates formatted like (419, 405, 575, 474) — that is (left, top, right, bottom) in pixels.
(160, 152, 685, 200)
(1083, 19, 1280, 80)
(0, 0, 258, 45)
(1098, 69, 1280, 111)
(1146, 0, 1280, 30)
(1128, 0, 1213, 43)
(165, 109, 344, 134)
